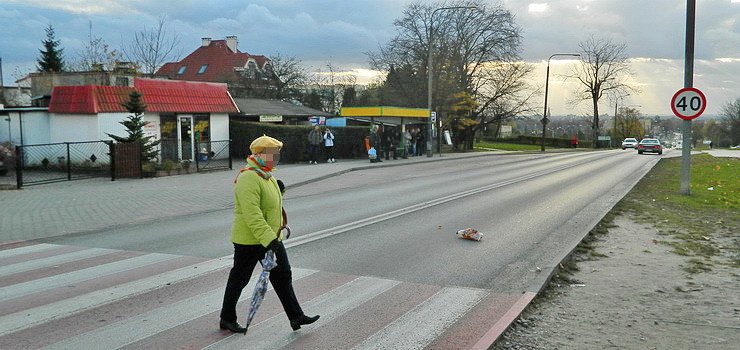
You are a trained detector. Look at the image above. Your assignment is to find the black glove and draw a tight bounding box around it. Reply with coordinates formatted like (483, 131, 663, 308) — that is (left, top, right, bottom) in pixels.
(267, 239, 281, 254)
(277, 180, 285, 194)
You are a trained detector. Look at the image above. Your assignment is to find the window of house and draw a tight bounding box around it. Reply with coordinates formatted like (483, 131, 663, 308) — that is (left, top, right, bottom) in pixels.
(159, 114, 178, 161)
(197, 65, 208, 74)
(177, 66, 186, 75)
(193, 114, 211, 143)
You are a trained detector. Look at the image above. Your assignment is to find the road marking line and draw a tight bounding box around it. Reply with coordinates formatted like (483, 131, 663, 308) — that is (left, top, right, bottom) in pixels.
(0, 247, 118, 277)
(0, 253, 179, 303)
(285, 159, 594, 249)
(42, 268, 318, 350)
(0, 243, 59, 259)
(0, 256, 233, 336)
(352, 287, 488, 350)
(205, 276, 400, 350)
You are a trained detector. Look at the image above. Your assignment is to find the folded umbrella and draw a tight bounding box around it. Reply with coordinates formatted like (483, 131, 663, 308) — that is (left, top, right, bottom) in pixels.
(244, 250, 278, 333)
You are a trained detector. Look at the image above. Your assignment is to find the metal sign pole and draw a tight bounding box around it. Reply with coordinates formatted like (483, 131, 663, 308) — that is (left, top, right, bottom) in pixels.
(680, 0, 695, 195)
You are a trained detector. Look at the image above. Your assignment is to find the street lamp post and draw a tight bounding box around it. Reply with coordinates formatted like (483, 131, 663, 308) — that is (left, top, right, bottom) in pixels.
(541, 53, 580, 152)
(427, 6, 477, 157)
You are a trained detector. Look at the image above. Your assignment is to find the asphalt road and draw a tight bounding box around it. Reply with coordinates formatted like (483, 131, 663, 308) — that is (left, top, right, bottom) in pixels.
(41, 149, 665, 294)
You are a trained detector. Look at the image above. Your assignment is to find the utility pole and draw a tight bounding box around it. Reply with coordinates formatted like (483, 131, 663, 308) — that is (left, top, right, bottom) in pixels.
(680, 0, 696, 195)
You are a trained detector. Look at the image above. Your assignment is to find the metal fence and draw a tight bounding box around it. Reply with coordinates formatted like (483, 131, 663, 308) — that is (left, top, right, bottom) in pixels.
(195, 140, 232, 172)
(13, 139, 232, 188)
(15, 141, 113, 188)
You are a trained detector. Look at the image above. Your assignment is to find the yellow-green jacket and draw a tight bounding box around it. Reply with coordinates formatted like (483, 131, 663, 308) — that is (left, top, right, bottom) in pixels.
(231, 158, 283, 247)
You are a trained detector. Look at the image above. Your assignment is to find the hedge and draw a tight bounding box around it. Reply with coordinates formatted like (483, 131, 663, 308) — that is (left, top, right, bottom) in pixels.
(480, 135, 595, 148)
(230, 121, 370, 163)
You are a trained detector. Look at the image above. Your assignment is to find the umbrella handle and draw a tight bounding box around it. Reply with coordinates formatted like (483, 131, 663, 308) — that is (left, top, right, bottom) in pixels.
(279, 225, 291, 240)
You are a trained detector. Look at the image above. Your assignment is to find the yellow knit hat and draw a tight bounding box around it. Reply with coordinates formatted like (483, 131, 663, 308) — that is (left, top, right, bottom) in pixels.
(249, 135, 283, 154)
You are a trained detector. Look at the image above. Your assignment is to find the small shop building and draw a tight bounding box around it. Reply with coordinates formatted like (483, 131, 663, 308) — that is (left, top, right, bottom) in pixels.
(44, 78, 239, 161)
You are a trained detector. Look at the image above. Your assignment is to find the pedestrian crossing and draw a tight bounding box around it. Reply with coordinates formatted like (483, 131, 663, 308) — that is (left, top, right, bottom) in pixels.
(0, 242, 522, 350)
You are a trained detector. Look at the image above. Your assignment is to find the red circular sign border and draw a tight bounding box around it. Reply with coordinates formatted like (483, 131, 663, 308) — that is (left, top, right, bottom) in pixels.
(671, 87, 706, 120)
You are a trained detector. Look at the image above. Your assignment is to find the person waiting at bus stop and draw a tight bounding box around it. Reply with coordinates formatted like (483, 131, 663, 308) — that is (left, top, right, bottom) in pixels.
(219, 135, 319, 334)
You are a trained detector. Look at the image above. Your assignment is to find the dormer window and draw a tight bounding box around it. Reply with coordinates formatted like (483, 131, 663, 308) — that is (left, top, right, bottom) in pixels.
(177, 66, 186, 75)
(197, 65, 208, 74)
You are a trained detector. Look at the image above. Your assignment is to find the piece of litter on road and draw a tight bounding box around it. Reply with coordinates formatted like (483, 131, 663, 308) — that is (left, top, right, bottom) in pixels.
(456, 228, 483, 241)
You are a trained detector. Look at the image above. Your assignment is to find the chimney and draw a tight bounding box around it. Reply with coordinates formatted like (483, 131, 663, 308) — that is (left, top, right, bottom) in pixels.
(225, 36, 238, 52)
(201, 37, 212, 47)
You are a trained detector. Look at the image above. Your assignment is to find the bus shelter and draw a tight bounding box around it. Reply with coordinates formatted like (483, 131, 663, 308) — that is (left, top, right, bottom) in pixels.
(339, 106, 430, 130)
(340, 106, 432, 157)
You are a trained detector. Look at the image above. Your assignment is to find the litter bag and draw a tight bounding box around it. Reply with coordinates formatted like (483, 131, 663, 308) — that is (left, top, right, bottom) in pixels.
(368, 147, 377, 159)
(456, 228, 483, 241)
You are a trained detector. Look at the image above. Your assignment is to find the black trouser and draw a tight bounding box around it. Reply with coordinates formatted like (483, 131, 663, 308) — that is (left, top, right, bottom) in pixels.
(220, 242, 303, 323)
(308, 144, 320, 162)
(325, 145, 334, 160)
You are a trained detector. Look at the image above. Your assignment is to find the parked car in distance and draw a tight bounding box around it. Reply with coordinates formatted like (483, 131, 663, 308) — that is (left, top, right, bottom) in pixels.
(622, 138, 638, 150)
(637, 138, 663, 155)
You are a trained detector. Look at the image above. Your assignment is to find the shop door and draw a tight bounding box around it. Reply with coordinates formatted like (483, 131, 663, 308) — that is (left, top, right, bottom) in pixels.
(178, 115, 194, 160)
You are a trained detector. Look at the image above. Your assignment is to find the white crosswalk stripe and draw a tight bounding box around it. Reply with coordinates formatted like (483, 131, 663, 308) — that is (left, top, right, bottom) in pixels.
(0, 243, 59, 259)
(43, 268, 318, 350)
(0, 256, 233, 336)
(0, 252, 179, 303)
(0, 247, 117, 277)
(205, 276, 401, 350)
(353, 287, 489, 350)
(0, 243, 497, 349)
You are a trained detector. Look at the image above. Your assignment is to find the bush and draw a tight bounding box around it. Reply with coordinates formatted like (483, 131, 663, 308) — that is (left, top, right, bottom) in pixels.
(480, 135, 594, 148)
(230, 121, 370, 163)
(0, 142, 15, 167)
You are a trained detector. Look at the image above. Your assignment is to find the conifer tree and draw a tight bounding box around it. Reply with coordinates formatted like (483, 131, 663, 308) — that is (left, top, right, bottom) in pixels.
(107, 90, 160, 162)
(37, 25, 65, 72)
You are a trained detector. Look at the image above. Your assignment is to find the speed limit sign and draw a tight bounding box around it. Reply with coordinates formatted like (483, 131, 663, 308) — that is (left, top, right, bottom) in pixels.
(671, 88, 706, 120)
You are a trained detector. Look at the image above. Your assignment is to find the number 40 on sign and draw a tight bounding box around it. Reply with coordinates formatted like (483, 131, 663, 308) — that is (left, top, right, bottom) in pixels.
(671, 87, 706, 120)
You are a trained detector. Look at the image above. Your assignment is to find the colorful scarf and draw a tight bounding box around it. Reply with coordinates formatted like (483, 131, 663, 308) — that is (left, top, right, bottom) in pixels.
(235, 156, 274, 183)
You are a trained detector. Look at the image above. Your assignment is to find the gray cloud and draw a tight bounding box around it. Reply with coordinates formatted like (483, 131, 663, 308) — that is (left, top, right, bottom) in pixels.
(0, 0, 737, 114)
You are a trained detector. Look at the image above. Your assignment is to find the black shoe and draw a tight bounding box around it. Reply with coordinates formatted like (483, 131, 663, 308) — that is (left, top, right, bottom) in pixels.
(220, 320, 247, 334)
(290, 314, 320, 331)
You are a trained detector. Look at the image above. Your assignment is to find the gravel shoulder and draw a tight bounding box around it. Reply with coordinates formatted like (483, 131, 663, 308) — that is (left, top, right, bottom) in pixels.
(493, 213, 739, 349)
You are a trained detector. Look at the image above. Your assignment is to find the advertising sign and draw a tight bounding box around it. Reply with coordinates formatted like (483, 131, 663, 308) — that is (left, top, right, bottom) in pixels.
(259, 115, 283, 122)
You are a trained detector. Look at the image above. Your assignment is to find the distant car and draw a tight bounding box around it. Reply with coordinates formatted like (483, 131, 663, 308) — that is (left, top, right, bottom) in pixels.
(621, 138, 638, 149)
(637, 138, 663, 155)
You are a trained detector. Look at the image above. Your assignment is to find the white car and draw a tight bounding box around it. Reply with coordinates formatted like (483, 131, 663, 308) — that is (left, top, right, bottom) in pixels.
(621, 138, 638, 149)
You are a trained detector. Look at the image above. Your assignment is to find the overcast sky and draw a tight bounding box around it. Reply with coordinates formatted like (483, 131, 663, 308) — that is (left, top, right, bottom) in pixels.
(0, 0, 738, 116)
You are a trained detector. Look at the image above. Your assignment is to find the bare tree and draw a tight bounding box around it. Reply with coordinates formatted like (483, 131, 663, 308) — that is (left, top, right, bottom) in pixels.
(720, 97, 740, 146)
(228, 53, 308, 101)
(473, 61, 538, 141)
(568, 36, 637, 147)
(367, 0, 526, 149)
(71, 36, 120, 72)
(301, 63, 357, 114)
(123, 16, 181, 74)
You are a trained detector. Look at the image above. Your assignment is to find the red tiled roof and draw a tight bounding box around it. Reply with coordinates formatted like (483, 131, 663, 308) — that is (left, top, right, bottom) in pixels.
(48, 78, 239, 114)
(155, 40, 269, 83)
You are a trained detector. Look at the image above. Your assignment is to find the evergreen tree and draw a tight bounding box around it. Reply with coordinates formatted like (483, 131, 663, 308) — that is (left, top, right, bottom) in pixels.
(37, 25, 65, 72)
(107, 90, 160, 162)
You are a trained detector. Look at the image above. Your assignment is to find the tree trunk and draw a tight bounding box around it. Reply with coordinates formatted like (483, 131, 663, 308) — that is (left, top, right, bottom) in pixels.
(592, 97, 600, 148)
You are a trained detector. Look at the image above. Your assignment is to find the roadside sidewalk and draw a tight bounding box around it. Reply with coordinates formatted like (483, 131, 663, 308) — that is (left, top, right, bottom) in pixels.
(1, 151, 511, 242)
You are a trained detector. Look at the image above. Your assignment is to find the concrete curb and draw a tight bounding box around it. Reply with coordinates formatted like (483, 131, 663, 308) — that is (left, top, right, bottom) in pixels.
(287, 151, 515, 189)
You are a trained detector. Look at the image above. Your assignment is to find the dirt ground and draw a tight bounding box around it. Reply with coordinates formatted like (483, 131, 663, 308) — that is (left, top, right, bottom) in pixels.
(493, 215, 739, 350)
